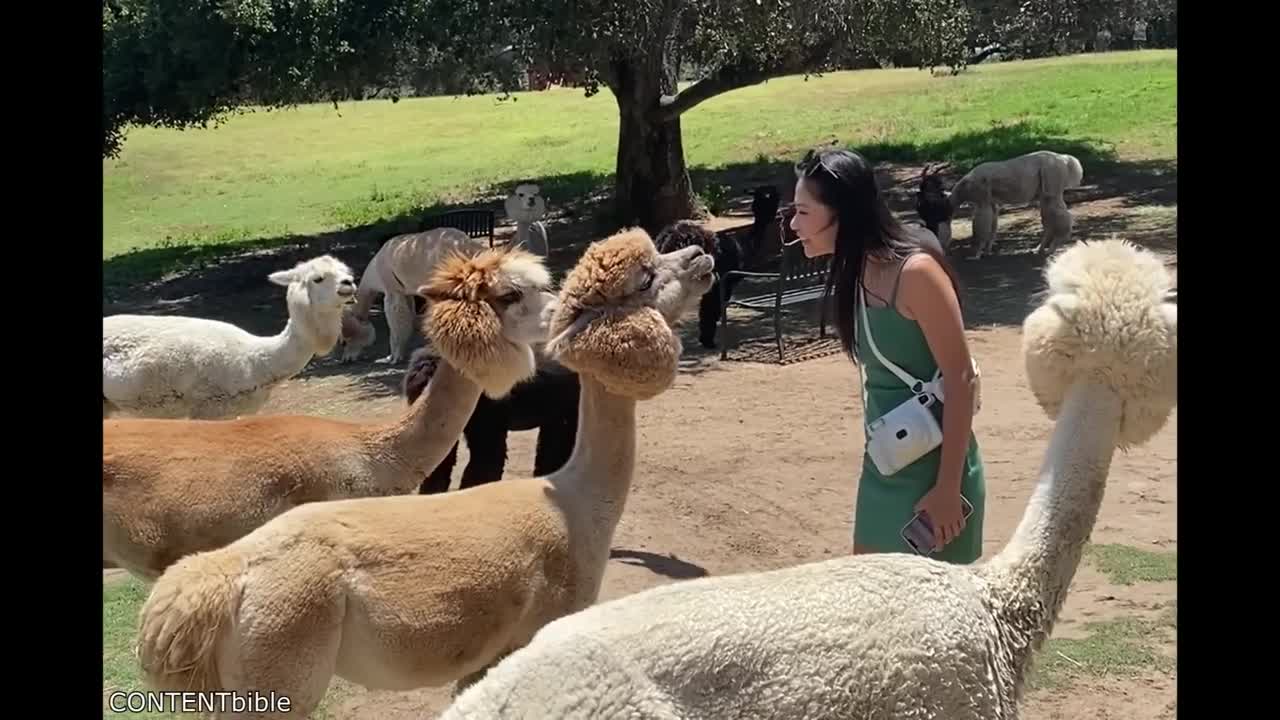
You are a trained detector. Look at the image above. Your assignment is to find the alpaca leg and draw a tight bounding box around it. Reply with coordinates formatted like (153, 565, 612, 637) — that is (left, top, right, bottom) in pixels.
(378, 292, 415, 365)
(460, 423, 508, 488)
(697, 283, 722, 348)
(420, 442, 459, 494)
(1037, 196, 1072, 256)
(532, 414, 578, 476)
(971, 202, 996, 259)
(224, 595, 344, 718)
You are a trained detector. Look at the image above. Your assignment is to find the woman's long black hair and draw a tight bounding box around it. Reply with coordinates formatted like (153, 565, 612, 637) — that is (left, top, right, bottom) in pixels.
(794, 147, 965, 363)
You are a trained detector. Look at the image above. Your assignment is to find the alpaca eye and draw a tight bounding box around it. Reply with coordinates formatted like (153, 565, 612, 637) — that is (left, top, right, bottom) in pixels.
(498, 290, 523, 305)
(312, 276, 324, 284)
(639, 271, 654, 291)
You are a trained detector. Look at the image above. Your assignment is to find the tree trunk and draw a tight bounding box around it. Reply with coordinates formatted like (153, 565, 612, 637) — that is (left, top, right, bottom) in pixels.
(609, 62, 703, 236)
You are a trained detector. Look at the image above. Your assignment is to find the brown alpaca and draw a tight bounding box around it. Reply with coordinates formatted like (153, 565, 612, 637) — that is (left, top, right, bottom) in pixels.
(103, 247, 556, 581)
(134, 229, 715, 718)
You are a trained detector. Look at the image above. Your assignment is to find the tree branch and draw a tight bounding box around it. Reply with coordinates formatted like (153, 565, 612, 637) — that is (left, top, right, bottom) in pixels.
(649, 41, 836, 124)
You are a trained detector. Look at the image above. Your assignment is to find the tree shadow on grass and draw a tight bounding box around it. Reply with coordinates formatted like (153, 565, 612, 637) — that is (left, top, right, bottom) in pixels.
(104, 120, 1174, 379)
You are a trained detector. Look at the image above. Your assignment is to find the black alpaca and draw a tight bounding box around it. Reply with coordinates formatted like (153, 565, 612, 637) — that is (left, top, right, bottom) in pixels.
(915, 163, 954, 247)
(745, 184, 782, 263)
(654, 220, 743, 349)
(403, 347, 580, 493)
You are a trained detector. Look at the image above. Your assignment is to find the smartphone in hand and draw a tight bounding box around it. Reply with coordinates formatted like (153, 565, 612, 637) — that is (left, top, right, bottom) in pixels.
(901, 494, 974, 556)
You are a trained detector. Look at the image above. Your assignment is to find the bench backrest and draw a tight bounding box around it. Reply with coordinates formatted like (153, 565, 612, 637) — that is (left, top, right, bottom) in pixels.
(422, 209, 496, 246)
(774, 236, 831, 295)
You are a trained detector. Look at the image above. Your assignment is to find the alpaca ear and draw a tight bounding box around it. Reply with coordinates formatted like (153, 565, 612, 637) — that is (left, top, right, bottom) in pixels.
(1048, 293, 1080, 319)
(268, 269, 297, 286)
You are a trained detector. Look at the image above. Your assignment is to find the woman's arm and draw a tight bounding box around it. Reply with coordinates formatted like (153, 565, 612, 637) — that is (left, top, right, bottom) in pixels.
(898, 253, 977, 547)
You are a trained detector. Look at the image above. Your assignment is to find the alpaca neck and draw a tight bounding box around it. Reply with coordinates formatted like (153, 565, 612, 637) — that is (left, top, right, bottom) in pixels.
(981, 381, 1124, 678)
(259, 310, 340, 384)
(550, 375, 636, 536)
(371, 362, 483, 478)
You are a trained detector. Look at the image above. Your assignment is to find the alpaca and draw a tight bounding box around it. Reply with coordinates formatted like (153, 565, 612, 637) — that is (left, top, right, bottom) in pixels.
(654, 219, 742, 349)
(133, 229, 715, 718)
(102, 255, 357, 420)
(947, 150, 1084, 259)
(103, 247, 555, 581)
(403, 345, 580, 493)
(337, 227, 485, 364)
(504, 182, 549, 257)
(744, 184, 782, 266)
(915, 162, 954, 249)
(440, 237, 1177, 720)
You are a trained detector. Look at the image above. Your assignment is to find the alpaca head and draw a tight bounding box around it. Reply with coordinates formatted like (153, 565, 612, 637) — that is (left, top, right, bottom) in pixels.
(402, 347, 442, 405)
(268, 254, 358, 353)
(1021, 238, 1177, 449)
(504, 182, 548, 225)
(653, 219, 718, 256)
(420, 247, 556, 399)
(916, 164, 954, 246)
(545, 227, 714, 400)
(747, 185, 781, 227)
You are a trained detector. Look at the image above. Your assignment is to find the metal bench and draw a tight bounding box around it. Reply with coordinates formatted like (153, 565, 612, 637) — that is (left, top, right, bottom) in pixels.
(718, 240, 831, 361)
(420, 208, 496, 247)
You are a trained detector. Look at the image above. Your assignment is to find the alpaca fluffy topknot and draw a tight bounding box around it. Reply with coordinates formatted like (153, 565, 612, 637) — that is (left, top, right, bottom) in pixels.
(547, 229, 680, 400)
(557, 228, 658, 309)
(420, 248, 549, 398)
(1021, 238, 1177, 449)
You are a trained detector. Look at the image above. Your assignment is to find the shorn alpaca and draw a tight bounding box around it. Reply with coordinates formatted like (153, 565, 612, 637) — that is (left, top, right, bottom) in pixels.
(134, 229, 715, 718)
(338, 226, 485, 364)
(104, 246, 554, 581)
(947, 149, 1084, 259)
(504, 182, 549, 257)
(102, 255, 356, 419)
(654, 219, 742, 349)
(403, 345, 580, 493)
(440, 237, 1177, 720)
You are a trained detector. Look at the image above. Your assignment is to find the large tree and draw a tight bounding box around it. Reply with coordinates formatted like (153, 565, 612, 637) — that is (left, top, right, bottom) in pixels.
(104, 1, 977, 232)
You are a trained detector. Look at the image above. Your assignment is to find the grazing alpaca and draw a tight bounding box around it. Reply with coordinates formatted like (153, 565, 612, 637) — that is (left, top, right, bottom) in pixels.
(403, 345, 580, 493)
(102, 255, 357, 420)
(915, 162, 954, 249)
(504, 182, 549, 257)
(654, 220, 742, 349)
(337, 227, 485, 364)
(947, 150, 1084, 259)
(104, 247, 554, 581)
(134, 229, 715, 718)
(440, 238, 1177, 720)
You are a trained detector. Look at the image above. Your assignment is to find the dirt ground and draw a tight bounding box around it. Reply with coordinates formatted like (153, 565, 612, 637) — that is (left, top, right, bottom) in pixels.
(104, 159, 1177, 719)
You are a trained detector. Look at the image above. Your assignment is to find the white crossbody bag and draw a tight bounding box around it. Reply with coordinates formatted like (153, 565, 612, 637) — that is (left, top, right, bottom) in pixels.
(856, 286, 982, 476)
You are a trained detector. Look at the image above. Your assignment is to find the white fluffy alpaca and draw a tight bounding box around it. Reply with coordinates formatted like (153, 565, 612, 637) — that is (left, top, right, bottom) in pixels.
(947, 150, 1084, 259)
(337, 227, 485, 364)
(440, 237, 1177, 720)
(504, 183, 549, 257)
(102, 255, 356, 419)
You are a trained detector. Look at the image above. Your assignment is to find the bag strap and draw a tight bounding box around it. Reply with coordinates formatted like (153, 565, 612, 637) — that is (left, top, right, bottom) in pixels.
(858, 285, 940, 396)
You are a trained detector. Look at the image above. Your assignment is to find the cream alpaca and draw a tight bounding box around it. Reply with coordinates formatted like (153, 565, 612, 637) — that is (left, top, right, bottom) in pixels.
(338, 227, 486, 364)
(440, 237, 1177, 720)
(103, 255, 357, 419)
(133, 229, 715, 718)
(504, 182, 549, 257)
(947, 149, 1084, 259)
(104, 247, 554, 581)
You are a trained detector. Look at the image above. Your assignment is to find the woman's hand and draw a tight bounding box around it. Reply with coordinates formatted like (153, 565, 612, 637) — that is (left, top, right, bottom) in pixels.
(914, 485, 967, 551)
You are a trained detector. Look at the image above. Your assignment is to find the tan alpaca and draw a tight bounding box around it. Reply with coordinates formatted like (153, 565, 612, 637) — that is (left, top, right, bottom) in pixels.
(103, 247, 555, 581)
(134, 229, 715, 719)
(338, 226, 487, 364)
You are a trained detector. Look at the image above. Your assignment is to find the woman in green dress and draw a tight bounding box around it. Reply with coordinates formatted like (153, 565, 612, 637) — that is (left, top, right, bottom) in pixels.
(789, 147, 985, 563)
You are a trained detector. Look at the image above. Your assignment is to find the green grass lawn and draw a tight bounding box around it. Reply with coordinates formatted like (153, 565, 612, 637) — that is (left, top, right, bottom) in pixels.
(103, 49, 1175, 279)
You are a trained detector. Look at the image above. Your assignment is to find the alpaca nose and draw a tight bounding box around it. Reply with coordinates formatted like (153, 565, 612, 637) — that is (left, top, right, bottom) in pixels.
(341, 278, 355, 286)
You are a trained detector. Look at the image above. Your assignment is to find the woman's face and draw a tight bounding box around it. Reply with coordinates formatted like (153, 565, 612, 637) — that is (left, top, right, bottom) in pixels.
(790, 178, 838, 257)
